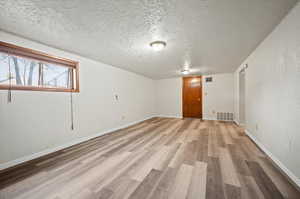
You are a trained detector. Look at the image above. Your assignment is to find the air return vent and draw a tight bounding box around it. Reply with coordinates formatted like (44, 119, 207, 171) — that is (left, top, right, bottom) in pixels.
(205, 77, 213, 82)
(217, 112, 233, 121)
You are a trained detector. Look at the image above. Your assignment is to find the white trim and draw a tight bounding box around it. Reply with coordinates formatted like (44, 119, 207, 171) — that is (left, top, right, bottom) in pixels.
(157, 114, 183, 119)
(234, 119, 239, 125)
(0, 115, 156, 171)
(245, 130, 300, 188)
(203, 117, 234, 122)
(203, 117, 216, 121)
(159, 115, 231, 120)
(234, 120, 245, 127)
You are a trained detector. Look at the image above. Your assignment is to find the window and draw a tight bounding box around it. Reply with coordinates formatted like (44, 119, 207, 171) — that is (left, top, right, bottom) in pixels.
(0, 41, 79, 92)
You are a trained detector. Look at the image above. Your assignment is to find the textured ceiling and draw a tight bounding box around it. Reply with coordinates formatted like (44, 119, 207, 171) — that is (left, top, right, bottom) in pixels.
(0, 0, 298, 79)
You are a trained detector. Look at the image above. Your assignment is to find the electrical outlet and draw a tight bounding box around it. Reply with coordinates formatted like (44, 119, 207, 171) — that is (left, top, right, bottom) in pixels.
(121, 115, 126, 120)
(289, 139, 292, 152)
(115, 94, 119, 101)
(255, 124, 259, 131)
(212, 110, 216, 114)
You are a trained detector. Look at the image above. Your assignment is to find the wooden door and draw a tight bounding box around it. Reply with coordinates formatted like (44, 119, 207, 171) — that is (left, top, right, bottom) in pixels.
(182, 76, 202, 118)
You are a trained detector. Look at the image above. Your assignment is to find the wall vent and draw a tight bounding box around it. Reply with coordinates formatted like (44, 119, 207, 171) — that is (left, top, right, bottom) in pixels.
(217, 112, 233, 121)
(205, 77, 213, 82)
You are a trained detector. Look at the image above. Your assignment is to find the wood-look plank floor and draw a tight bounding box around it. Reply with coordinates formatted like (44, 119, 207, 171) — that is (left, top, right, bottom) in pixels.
(0, 118, 299, 199)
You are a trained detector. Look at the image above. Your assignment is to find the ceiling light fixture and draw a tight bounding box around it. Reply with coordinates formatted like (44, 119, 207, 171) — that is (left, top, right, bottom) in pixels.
(181, 69, 190, 75)
(150, 41, 166, 51)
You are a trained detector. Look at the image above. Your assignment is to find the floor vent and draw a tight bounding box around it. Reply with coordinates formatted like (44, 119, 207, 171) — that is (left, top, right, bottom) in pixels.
(217, 112, 233, 121)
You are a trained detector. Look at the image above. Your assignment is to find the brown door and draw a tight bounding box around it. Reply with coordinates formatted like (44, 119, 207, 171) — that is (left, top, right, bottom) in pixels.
(182, 76, 202, 118)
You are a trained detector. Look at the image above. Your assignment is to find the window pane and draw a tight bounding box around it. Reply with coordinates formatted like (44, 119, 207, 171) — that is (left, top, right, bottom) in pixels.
(0, 53, 72, 89)
(0, 52, 10, 85)
(1, 53, 40, 87)
(10, 55, 39, 86)
(0, 53, 40, 87)
(25, 61, 39, 86)
(43, 63, 70, 88)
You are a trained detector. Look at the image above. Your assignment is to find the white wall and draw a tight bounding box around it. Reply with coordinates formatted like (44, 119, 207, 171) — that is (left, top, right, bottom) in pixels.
(155, 74, 234, 120)
(234, 2, 300, 182)
(155, 78, 182, 118)
(0, 31, 155, 167)
(202, 73, 234, 120)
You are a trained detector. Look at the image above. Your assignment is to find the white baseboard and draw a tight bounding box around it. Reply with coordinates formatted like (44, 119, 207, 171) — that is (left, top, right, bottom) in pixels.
(233, 120, 245, 126)
(157, 114, 183, 119)
(203, 117, 215, 121)
(0, 115, 156, 171)
(203, 117, 234, 122)
(158, 116, 230, 120)
(245, 130, 300, 188)
(234, 120, 239, 125)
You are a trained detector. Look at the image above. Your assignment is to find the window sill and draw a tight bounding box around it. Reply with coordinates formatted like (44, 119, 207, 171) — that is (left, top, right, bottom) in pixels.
(0, 85, 79, 93)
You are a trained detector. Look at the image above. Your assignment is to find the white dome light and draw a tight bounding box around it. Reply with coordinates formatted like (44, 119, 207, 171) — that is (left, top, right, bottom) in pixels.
(150, 41, 166, 51)
(181, 69, 190, 75)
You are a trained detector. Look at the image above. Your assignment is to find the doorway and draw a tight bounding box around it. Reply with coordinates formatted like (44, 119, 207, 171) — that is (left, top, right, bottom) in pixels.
(239, 69, 246, 125)
(182, 76, 202, 118)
